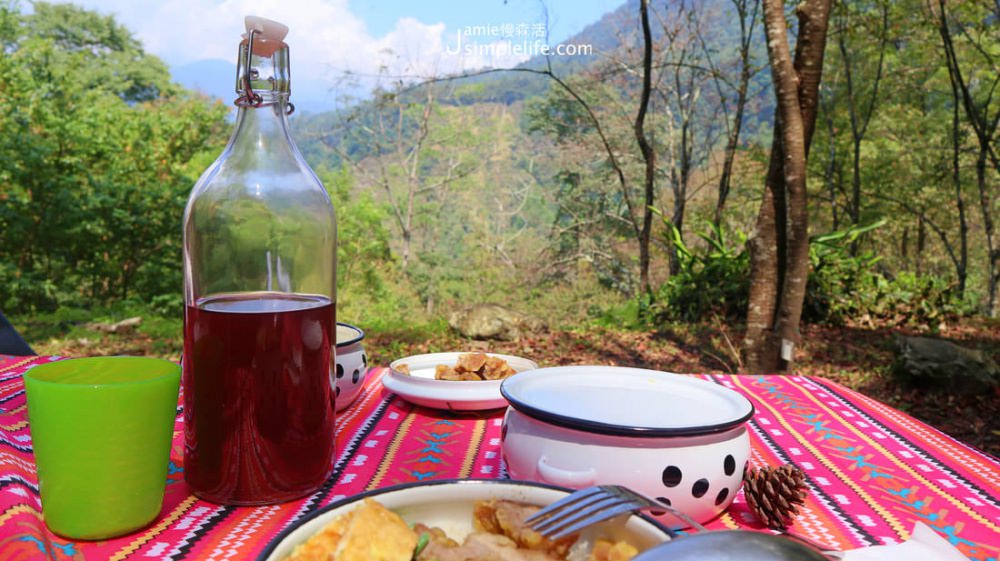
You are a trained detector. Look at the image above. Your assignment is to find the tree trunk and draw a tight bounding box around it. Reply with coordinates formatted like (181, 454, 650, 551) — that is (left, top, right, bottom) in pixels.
(713, 0, 758, 228)
(950, 72, 968, 297)
(635, 0, 656, 297)
(977, 147, 999, 315)
(744, 138, 782, 372)
(820, 90, 840, 230)
(917, 216, 926, 276)
(936, 0, 1000, 316)
(744, 0, 831, 373)
(835, 2, 887, 254)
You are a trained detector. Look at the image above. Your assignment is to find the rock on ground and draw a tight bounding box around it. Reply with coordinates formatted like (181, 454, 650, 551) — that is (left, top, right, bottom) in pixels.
(447, 304, 546, 341)
(892, 335, 1000, 396)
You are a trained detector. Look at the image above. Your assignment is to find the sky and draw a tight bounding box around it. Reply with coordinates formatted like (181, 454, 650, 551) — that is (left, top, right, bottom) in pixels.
(59, 0, 619, 112)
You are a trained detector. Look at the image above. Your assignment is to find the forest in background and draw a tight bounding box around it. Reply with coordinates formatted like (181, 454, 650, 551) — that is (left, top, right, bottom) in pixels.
(1, 0, 998, 361)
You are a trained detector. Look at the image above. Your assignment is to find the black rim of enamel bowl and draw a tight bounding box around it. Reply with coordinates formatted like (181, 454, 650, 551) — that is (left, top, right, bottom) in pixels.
(336, 322, 365, 347)
(500, 375, 754, 438)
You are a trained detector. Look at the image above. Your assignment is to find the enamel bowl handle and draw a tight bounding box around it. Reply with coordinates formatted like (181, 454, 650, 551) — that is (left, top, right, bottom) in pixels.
(536, 455, 597, 488)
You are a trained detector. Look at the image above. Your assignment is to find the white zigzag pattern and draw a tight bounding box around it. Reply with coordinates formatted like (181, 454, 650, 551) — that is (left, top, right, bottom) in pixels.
(746, 418, 871, 545)
(795, 506, 840, 546)
(0, 473, 38, 492)
(334, 370, 383, 429)
(288, 389, 394, 522)
(0, 450, 36, 472)
(834, 388, 1000, 501)
(209, 504, 280, 560)
(167, 506, 222, 560)
(803, 482, 870, 544)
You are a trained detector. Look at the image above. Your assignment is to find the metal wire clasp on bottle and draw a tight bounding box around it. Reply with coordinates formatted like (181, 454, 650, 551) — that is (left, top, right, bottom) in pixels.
(235, 28, 294, 115)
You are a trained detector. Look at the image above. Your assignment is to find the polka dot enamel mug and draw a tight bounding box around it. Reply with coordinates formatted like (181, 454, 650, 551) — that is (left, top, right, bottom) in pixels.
(499, 366, 754, 526)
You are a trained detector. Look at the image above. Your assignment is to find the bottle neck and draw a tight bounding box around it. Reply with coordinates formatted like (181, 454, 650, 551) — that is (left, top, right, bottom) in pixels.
(229, 97, 295, 155)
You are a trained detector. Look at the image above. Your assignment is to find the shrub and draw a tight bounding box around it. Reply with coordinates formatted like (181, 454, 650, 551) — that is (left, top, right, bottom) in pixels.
(653, 221, 749, 322)
(804, 219, 968, 326)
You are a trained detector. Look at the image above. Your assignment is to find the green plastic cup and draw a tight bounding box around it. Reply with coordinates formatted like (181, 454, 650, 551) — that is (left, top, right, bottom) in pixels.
(24, 356, 181, 540)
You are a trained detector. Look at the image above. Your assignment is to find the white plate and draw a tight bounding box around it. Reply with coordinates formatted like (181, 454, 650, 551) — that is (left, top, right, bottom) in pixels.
(255, 479, 673, 561)
(500, 366, 754, 436)
(383, 352, 538, 411)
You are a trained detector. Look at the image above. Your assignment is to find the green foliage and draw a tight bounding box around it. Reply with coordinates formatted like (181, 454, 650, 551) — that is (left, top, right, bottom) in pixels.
(591, 295, 650, 331)
(804, 220, 887, 323)
(4, 0, 998, 350)
(804, 219, 969, 326)
(0, 2, 229, 314)
(653, 219, 749, 322)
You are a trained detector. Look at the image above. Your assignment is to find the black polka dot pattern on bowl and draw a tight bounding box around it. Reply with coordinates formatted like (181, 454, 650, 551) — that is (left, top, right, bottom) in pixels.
(655, 454, 744, 512)
(691, 478, 710, 498)
(336, 364, 344, 379)
(662, 465, 683, 487)
(715, 487, 729, 506)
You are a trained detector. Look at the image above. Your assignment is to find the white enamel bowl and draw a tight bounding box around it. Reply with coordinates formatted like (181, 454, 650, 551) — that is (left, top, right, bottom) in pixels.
(500, 366, 754, 526)
(255, 479, 674, 561)
(384, 352, 538, 411)
(334, 323, 368, 411)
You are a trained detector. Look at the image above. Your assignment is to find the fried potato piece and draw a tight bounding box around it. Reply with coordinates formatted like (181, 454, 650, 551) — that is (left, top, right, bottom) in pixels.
(588, 539, 639, 561)
(433, 353, 519, 382)
(456, 352, 489, 373)
(286, 498, 417, 561)
(473, 499, 576, 558)
(482, 356, 517, 380)
(436, 364, 457, 380)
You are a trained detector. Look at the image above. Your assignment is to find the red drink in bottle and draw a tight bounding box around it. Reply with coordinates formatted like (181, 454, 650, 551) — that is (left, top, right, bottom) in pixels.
(183, 293, 335, 504)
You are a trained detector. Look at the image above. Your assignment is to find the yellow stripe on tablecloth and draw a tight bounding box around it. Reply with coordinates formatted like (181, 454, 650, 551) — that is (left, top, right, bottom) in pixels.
(787, 377, 1000, 534)
(458, 419, 486, 478)
(0, 503, 42, 526)
(717, 511, 740, 529)
(1, 404, 27, 430)
(729, 376, 909, 538)
(368, 413, 416, 489)
(108, 495, 198, 561)
(0, 357, 40, 374)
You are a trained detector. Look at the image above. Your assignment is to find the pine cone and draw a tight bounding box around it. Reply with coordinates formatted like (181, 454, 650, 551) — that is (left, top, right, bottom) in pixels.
(743, 465, 808, 530)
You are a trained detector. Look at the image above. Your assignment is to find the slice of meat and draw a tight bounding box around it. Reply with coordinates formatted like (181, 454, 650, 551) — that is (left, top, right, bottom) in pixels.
(473, 500, 576, 558)
(417, 531, 565, 561)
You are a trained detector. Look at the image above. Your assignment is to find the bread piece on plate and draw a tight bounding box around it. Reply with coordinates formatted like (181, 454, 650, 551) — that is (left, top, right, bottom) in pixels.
(286, 498, 417, 561)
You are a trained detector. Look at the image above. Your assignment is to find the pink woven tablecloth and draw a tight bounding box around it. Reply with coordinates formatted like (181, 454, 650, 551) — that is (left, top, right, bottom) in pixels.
(0, 354, 997, 560)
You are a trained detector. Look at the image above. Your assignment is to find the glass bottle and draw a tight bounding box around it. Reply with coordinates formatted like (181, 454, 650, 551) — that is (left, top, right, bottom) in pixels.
(181, 17, 336, 505)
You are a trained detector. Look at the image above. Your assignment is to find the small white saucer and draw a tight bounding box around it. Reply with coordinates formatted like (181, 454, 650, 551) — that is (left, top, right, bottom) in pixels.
(382, 352, 538, 411)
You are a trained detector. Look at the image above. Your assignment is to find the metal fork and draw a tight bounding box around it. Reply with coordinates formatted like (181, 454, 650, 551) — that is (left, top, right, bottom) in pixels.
(526, 485, 843, 560)
(525, 484, 703, 540)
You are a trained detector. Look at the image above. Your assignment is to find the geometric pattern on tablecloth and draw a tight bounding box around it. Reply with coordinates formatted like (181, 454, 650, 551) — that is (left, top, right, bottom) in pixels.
(0, 363, 506, 561)
(2, 356, 998, 561)
(720, 375, 999, 561)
